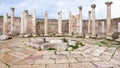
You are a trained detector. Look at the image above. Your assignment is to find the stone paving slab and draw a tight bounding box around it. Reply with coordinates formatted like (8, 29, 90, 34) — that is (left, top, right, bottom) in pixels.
(8, 51, 29, 60)
(99, 54, 112, 61)
(55, 58, 77, 63)
(77, 57, 101, 62)
(50, 54, 67, 59)
(0, 62, 8, 68)
(34, 59, 55, 64)
(0, 48, 11, 53)
(56, 51, 70, 55)
(12, 65, 45, 68)
(77, 45, 90, 51)
(110, 59, 120, 65)
(67, 54, 83, 58)
(46, 64, 70, 68)
(70, 62, 97, 68)
(70, 51, 82, 54)
(84, 46, 99, 54)
(93, 61, 114, 68)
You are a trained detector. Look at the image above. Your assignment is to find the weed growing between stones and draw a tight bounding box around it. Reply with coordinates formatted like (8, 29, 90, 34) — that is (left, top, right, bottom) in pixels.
(48, 48, 57, 50)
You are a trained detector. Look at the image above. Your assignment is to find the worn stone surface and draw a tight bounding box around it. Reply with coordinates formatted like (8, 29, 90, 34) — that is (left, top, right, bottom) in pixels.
(0, 37, 120, 68)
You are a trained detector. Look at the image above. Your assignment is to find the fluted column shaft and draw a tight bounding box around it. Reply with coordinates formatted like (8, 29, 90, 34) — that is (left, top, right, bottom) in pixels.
(32, 10, 37, 35)
(24, 10, 29, 34)
(10, 7, 15, 34)
(58, 11, 62, 35)
(105, 2, 113, 36)
(91, 4, 96, 37)
(44, 11, 48, 36)
(101, 21, 105, 34)
(3, 13, 8, 35)
(78, 6, 83, 35)
(20, 12, 24, 35)
(88, 11, 91, 34)
(69, 11, 72, 35)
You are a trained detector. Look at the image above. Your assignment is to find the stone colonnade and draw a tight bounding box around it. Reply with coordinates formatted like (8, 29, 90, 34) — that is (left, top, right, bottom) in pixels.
(1, 1, 114, 39)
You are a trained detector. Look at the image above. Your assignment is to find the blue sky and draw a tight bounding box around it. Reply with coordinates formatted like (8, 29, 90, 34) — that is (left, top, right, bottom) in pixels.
(0, 0, 120, 19)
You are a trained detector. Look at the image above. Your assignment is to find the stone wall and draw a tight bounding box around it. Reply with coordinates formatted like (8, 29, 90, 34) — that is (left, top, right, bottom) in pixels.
(0, 17, 120, 35)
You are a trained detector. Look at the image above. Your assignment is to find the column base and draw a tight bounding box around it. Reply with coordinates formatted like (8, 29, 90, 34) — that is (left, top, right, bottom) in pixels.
(19, 34, 32, 38)
(115, 38, 120, 42)
(55, 33, 63, 37)
(0, 35, 12, 40)
(106, 33, 113, 40)
(32, 34, 38, 37)
(91, 35, 96, 38)
(73, 34, 84, 38)
(85, 34, 91, 38)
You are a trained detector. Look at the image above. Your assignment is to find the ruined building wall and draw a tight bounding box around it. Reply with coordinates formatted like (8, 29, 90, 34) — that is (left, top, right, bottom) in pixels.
(0, 17, 120, 35)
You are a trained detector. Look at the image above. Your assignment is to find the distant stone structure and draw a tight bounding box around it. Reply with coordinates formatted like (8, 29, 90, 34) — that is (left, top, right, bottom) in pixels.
(0, 1, 120, 41)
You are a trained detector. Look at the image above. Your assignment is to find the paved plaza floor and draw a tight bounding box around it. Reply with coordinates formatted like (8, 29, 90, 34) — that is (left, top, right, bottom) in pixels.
(0, 37, 120, 68)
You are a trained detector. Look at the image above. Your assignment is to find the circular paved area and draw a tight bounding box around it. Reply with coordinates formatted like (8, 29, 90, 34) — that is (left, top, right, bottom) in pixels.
(0, 37, 120, 68)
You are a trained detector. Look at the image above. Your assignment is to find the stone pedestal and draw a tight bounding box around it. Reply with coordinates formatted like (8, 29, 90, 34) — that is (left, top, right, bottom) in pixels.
(105, 1, 113, 39)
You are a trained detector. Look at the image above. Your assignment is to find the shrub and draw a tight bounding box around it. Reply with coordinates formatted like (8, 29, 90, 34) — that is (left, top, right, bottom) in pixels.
(62, 38, 68, 43)
(76, 41, 85, 46)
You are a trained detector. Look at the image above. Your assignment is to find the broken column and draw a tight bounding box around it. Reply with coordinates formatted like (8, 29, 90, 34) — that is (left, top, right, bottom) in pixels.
(69, 11, 72, 35)
(105, 1, 113, 39)
(24, 10, 29, 35)
(116, 22, 120, 42)
(91, 4, 96, 38)
(58, 11, 62, 35)
(78, 6, 83, 36)
(10, 7, 15, 35)
(88, 11, 91, 34)
(101, 21, 105, 34)
(0, 13, 11, 40)
(32, 10, 37, 36)
(44, 11, 48, 36)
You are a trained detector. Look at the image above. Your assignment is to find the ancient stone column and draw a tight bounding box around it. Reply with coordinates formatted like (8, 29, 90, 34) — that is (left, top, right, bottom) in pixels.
(78, 6, 83, 36)
(10, 7, 15, 34)
(91, 4, 96, 38)
(58, 11, 62, 35)
(88, 11, 91, 34)
(69, 11, 72, 35)
(118, 22, 120, 33)
(20, 12, 24, 35)
(24, 10, 29, 34)
(101, 21, 105, 34)
(44, 11, 48, 36)
(105, 1, 113, 39)
(0, 13, 11, 40)
(32, 10, 37, 36)
(3, 13, 8, 35)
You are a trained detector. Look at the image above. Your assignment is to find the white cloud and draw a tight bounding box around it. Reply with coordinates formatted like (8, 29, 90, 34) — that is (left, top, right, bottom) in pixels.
(0, 0, 120, 19)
